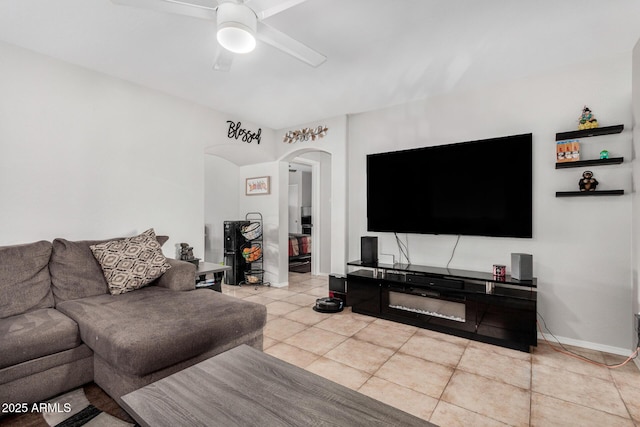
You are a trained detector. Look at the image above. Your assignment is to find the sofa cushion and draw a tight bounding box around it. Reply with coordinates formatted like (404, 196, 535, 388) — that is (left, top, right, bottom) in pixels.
(0, 308, 82, 368)
(0, 241, 54, 319)
(0, 344, 92, 386)
(90, 229, 171, 295)
(49, 238, 115, 303)
(154, 258, 196, 291)
(56, 286, 267, 376)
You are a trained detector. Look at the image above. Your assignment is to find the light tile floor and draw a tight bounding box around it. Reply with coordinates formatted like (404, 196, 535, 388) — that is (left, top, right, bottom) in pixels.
(222, 273, 640, 427)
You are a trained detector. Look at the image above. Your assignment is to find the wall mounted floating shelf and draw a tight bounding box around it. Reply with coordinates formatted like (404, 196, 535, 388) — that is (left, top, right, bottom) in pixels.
(555, 190, 624, 197)
(555, 124, 624, 141)
(555, 157, 624, 169)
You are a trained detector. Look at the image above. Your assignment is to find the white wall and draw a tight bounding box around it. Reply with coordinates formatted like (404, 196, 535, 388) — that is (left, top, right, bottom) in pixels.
(348, 54, 635, 353)
(0, 41, 215, 257)
(632, 38, 640, 364)
(204, 155, 240, 263)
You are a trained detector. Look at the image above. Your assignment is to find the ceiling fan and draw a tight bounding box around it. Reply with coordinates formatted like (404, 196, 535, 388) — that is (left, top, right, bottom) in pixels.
(111, 0, 327, 71)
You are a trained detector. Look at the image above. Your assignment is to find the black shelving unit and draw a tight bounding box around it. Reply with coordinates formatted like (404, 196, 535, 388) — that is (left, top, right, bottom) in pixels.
(555, 123, 626, 196)
(240, 212, 269, 289)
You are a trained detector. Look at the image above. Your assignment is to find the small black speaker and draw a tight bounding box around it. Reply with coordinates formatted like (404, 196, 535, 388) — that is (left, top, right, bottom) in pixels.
(361, 236, 378, 265)
(329, 274, 346, 293)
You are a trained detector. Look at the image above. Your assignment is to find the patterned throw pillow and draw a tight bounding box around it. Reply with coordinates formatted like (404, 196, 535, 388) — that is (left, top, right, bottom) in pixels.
(90, 229, 171, 295)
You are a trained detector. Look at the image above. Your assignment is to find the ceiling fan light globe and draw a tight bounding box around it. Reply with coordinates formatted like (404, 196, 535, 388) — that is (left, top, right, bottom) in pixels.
(217, 25, 256, 53)
(216, 3, 257, 54)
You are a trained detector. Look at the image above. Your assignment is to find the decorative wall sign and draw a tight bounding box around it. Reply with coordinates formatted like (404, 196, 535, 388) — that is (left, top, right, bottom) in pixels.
(283, 125, 328, 144)
(227, 121, 261, 144)
(246, 176, 270, 195)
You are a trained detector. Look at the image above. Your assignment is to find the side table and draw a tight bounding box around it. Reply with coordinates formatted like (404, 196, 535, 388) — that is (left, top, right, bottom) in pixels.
(195, 262, 231, 292)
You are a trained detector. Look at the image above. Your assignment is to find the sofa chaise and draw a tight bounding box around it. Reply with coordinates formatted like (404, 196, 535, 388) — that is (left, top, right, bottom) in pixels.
(0, 231, 267, 408)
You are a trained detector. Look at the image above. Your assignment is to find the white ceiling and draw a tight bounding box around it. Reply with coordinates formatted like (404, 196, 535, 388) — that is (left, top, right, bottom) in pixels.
(1, 0, 640, 130)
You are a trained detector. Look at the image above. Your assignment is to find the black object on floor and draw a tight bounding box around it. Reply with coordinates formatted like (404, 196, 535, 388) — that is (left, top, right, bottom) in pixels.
(289, 260, 311, 273)
(313, 297, 344, 313)
(56, 405, 102, 427)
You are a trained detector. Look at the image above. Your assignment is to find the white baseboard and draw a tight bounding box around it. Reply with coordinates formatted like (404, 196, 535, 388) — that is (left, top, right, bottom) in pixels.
(269, 281, 287, 288)
(537, 332, 634, 357)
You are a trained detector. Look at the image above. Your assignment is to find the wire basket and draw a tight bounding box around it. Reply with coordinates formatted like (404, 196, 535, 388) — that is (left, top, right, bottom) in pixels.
(241, 243, 262, 262)
(241, 222, 262, 240)
(244, 270, 264, 285)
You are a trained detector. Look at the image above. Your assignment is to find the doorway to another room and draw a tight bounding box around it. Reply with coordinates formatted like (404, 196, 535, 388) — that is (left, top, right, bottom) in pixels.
(285, 150, 331, 282)
(288, 162, 313, 274)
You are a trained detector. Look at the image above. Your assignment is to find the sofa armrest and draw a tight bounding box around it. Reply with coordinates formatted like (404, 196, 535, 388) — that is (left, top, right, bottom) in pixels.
(154, 259, 196, 291)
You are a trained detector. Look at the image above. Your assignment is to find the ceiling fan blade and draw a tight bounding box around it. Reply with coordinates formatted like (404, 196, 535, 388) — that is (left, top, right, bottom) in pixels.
(213, 47, 234, 71)
(111, 0, 217, 20)
(243, 0, 308, 20)
(256, 21, 326, 67)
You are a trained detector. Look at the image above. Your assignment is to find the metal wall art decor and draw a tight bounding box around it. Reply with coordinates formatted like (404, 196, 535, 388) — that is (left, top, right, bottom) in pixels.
(227, 120, 262, 144)
(283, 125, 328, 144)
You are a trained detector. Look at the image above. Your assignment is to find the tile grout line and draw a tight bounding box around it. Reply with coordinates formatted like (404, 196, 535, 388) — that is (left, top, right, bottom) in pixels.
(529, 348, 534, 427)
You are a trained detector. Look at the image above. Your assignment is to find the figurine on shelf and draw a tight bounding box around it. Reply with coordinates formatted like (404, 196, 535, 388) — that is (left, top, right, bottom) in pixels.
(578, 106, 599, 130)
(579, 170, 598, 191)
(600, 150, 609, 159)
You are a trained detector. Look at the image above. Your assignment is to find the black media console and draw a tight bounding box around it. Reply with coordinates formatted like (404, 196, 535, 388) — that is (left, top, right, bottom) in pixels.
(347, 261, 537, 352)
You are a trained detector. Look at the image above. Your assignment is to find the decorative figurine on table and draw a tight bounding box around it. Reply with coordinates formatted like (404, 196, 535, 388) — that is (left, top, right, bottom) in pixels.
(579, 170, 598, 191)
(600, 150, 609, 159)
(179, 243, 194, 260)
(578, 106, 599, 130)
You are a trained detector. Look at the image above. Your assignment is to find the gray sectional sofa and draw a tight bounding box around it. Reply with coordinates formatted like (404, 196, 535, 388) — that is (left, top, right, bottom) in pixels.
(0, 236, 267, 407)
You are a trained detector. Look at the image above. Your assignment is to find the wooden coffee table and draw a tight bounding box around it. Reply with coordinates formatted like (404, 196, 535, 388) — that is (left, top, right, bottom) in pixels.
(121, 345, 436, 426)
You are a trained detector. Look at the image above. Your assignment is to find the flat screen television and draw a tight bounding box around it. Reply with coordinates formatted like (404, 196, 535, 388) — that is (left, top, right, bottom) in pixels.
(366, 133, 532, 238)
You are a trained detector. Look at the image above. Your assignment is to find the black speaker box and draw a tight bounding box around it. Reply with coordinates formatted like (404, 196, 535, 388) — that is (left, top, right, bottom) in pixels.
(329, 274, 348, 306)
(361, 236, 378, 265)
(329, 274, 346, 293)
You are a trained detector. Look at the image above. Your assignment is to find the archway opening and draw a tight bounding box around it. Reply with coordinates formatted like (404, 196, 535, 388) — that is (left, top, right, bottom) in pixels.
(280, 149, 332, 283)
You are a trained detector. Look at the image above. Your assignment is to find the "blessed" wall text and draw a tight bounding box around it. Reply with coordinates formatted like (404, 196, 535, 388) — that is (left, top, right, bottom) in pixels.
(227, 121, 261, 144)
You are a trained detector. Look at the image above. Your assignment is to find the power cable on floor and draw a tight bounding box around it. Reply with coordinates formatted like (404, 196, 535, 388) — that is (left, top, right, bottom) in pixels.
(536, 312, 639, 369)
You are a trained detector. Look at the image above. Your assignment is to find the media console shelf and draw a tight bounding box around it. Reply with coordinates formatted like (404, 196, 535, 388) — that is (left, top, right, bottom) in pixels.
(346, 261, 537, 352)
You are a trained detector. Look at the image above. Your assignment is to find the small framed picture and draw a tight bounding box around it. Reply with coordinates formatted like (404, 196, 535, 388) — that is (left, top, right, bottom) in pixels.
(246, 176, 270, 195)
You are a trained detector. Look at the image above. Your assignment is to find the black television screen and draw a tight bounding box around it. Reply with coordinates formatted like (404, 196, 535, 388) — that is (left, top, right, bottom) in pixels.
(366, 133, 532, 238)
